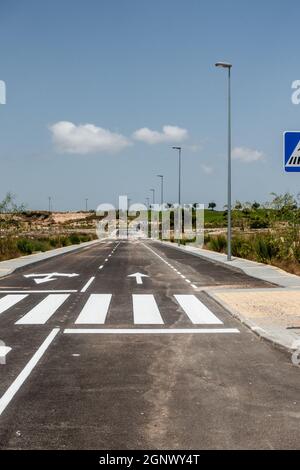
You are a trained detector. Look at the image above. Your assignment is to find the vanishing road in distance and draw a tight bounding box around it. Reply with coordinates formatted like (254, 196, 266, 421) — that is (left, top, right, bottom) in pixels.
(0, 239, 299, 449)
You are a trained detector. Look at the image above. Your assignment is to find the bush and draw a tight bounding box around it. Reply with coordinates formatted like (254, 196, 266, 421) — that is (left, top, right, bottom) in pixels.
(17, 239, 34, 254)
(69, 234, 80, 245)
(207, 235, 227, 252)
(249, 217, 269, 229)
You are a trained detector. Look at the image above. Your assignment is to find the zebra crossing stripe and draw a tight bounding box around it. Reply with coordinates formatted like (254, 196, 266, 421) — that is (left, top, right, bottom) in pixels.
(174, 295, 223, 324)
(132, 294, 164, 324)
(15, 294, 70, 325)
(75, 294, 112, 324)
(0, 294, 28, 316)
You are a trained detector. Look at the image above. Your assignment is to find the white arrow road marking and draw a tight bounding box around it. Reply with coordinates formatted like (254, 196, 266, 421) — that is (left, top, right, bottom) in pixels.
(128, 272, 149, 285)
(0, 295, 28, 316)
(24, 273, 79, 284)
(0, 346, 11, 359)
(15, 294, 70, 325)
(75, 294, 112, 324)
(132, 294, 164, 324)
(174, 295, 223, 324)
(0, 328, 59, 416)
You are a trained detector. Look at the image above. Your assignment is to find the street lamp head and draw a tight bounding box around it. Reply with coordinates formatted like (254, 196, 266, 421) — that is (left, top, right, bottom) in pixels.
(157, 174, 163, 178)
(172, 146, 181, 150)
(215, 62, 232, 69)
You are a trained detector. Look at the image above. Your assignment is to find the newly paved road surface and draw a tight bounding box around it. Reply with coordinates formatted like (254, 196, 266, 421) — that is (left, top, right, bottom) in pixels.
(0, 239, 299, 449)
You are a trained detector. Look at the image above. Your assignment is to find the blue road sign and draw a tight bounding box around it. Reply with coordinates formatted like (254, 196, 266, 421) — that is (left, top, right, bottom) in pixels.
(284, 132, 300, 172)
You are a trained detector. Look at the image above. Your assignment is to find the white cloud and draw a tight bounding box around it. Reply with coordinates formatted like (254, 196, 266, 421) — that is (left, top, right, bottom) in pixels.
(132, 125, 188, 144)
(201, 164, 214, 174)
(187, 143, 203, 153)
(49, 121, 131, 154)
(232, 146, 264, 163)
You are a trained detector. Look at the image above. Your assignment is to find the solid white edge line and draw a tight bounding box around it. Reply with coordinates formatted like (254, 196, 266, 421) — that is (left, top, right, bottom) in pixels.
(64, 328, 240, 334)
(0, 328, 60, 416)
(80, 276, 95, 293)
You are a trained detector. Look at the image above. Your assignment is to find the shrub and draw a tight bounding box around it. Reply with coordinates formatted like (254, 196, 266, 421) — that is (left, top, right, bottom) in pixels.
(69, 234, 80, 245)
(207, 235, 227, 252)
(17, 239, 34, 254)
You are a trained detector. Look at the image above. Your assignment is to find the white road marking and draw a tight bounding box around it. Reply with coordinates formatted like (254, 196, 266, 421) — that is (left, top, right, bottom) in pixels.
(80, 276, 95, 293)
(99, 265, 104, 270)
(0, 346, 12, 359)
(174, 295, 223, 324)
(0, 290, 77, 294)
(75, 294, 112, 324)
(0, 294, 28, 316)
(64, 328, 239, 334)
(105, 258, 108, 262)
(0, 328, 59, 416)
(142, 243, 199, 289)
(15, 294, 70, 325)
(132, 294, 164, 324)
(24, 272, 79, 284)
(128, 272, 149, 285)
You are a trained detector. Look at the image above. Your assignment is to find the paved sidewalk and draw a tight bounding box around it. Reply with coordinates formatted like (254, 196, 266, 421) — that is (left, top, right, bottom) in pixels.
(158, 241, 300, 353)
(209, 288, 300, 352)
(0, 239, 101, 278)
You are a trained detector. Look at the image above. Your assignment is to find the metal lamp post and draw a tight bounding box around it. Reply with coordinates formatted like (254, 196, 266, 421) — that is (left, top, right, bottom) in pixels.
(215, 61, 232, 261)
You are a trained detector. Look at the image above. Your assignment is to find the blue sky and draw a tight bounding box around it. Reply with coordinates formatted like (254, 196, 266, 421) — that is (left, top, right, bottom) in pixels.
(0, 0, 299, 211)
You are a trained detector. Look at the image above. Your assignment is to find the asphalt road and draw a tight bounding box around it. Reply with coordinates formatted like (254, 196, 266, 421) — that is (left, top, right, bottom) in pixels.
(0, 239, 299, 450)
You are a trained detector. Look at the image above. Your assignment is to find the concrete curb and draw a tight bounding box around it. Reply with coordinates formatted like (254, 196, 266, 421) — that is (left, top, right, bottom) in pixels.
(0, 239, 101, 278)
(154, 240, 300, 355)
(154, 240, 300, 288)
(207, 289, 297, 355)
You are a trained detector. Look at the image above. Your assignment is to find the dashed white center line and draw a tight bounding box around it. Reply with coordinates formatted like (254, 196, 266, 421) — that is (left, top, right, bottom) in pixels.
(142, 243, 198, 290)
(80, 276, 95, 293)
(99, 265, 104, 270)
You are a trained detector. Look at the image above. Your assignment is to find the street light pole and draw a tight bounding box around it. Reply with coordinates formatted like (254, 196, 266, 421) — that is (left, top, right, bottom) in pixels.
(215, 61, 232, 261)
(157, 175, 164, 208)
(172, 147, 182, 205)
(85, 198, 88, 212)
(150, 188, 155, 205)
(48, 196, 51, 213)
(172, 147, 182, 246)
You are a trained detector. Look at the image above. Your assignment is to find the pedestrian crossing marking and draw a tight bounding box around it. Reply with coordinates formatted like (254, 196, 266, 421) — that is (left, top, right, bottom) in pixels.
(0, 294, 28, 316)
(15, 294, 70, 325)
(132, 294, 164, 324)
(0, 293, 236, 330)
(75, 294, 112, 324)
(174, 295, 223, 324)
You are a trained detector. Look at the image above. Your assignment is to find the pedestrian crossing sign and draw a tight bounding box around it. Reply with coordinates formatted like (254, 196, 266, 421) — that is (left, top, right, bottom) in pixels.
(284, 131, 300, 172)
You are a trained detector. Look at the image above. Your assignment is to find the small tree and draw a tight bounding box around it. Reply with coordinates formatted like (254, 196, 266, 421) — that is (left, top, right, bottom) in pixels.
(208, 201, 216, 211)
(234, 200, 242, 210)
(252, 201, 260, 210)
(0, 192, 26, 213)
